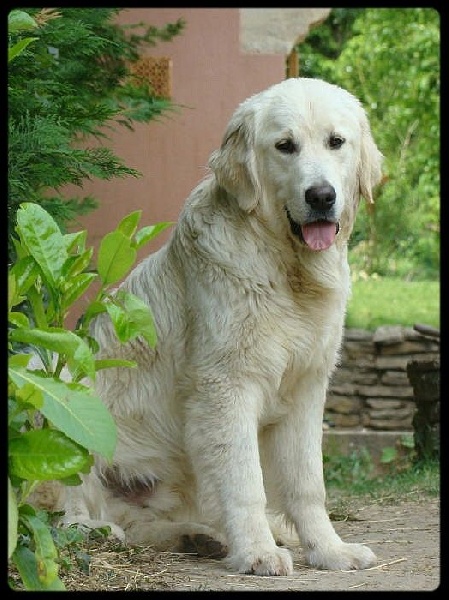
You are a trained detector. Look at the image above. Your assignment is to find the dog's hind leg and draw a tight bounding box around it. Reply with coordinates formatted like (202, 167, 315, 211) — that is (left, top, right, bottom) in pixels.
(60, 476, 228, 557)
(123, 516, 228, 558)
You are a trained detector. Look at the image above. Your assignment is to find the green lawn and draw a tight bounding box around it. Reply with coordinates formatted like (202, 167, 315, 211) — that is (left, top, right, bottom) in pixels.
(345, 278, 440, 330)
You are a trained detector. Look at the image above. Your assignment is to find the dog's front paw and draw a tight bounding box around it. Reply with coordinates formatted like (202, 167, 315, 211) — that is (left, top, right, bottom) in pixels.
(307, 542, 376, 571)
(227, 545, 293, 576)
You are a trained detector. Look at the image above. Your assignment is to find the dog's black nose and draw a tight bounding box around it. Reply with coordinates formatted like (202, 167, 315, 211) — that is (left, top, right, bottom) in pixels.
(305, 185, 336, 211)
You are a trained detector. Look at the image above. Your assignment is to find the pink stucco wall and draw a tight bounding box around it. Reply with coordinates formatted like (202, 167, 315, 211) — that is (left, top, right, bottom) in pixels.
(74, 9, 284, 240)
(64, 9, 285, 324)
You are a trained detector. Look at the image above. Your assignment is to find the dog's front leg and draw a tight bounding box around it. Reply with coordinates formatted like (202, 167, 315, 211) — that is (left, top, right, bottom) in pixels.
(261, 374, 376, 571)
(185, 379, 293, 576)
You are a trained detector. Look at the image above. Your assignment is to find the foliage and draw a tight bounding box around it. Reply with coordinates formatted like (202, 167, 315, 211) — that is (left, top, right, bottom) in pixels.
(8, 8, 39, 62)
(297, 8, 440, 280)
(8, 202, 173, 590)
(324, 447, 375, 489)
(8, 8, 184, 261)
(297, 8, 361, 77)
(325, 456, 439, 537)
(380, 433, 416, 474)
(324, 443, 439, 499)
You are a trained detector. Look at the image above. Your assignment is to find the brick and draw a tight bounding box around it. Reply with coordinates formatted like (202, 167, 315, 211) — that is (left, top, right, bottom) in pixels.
(328, 383, 358, 396)
(366, 399, 404, 409)
(344, 328, 374, 342)
(380, 341, 437, 356)
(381, 371, 411, 386)
(358, 385, 413, 398)
(325, 395, 361, 414)
(373, 325, 404, 345)
(328, 413, 361, 427)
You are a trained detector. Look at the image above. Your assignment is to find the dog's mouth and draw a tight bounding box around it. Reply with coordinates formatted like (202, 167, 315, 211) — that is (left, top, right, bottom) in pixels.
(285, 208, 340, 251)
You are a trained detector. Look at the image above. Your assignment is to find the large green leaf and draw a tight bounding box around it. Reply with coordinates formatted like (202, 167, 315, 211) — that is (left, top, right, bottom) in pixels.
(8, 367, 116, 460)
(9, 429, 92, 480)
(97, 230, 136, 285)
(134, 222, 174, 250)
(9, 255, 40, 295)
(8, 311, 30, 329)
(105, 292, 157, 348)
(8, 353, 32, 368)
(104, 302, 131, 343)
(8, 274, 18, 311)
(61, 247, 94, 278)
(20, 511, 60, 587)
(16, 203, 68, 288)
(62, 272, 97, 308)
(120, 291, 157, 347)
(63, 229, 87, 254)
(12, 540, 65, 590)
(15, 382, 44, 410)
(8, 37, 39, 62)
(9, 327, 95, 380)
(117, 210, 142, 238)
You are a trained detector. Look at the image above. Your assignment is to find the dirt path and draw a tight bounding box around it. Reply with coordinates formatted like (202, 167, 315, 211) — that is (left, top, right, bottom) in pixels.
(59, 494, 439, 592)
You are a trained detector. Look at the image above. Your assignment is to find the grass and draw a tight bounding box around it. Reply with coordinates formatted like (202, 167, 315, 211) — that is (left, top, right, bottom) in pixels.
(362, 459, 440, 499)
(325, 452, 440, 503)
(345, 278, 440, 330)
(325, 458, 440, 538)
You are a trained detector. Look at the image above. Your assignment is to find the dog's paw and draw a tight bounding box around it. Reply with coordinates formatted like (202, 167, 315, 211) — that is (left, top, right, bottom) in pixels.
(306, 542, 376, 571)
(227, 545, 293, 576)
(180, 533, 228, 558)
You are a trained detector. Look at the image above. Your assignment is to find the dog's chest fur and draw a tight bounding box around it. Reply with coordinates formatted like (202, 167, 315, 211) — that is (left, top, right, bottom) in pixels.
(262, 269, 343, 373)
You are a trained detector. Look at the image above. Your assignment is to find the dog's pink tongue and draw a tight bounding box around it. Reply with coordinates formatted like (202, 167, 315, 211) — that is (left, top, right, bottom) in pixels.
(301, 222, 336, 251)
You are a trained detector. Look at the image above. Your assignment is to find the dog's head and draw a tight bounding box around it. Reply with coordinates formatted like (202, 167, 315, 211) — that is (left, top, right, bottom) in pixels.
(209, 77, 383, 251)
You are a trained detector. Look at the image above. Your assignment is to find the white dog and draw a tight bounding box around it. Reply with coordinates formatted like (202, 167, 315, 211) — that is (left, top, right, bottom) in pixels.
(47, 77, 383, 576)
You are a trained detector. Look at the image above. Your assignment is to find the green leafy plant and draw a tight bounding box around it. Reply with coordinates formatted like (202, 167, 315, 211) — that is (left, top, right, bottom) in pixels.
(8, 202, 173, 590)
(8, 9, 40, 63)
(296, 8, 439, 280)
(380, 434, 416, 473)
(323, 447, 375, 489)
(8, 8, 184, 261)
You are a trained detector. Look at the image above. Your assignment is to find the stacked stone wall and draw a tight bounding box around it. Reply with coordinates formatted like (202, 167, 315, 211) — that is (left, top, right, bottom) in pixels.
(325, 326, 440, 431)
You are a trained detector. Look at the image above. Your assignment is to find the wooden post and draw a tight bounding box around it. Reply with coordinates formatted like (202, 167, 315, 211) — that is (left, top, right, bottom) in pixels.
(286, 48, 299, 78)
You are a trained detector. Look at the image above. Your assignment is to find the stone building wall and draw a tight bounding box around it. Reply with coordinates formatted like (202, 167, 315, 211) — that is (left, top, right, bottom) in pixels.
(325, 326, 440, 431)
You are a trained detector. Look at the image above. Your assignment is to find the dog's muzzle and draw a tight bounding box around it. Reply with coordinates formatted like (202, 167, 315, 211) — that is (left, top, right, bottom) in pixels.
(285, 184, 340, 251)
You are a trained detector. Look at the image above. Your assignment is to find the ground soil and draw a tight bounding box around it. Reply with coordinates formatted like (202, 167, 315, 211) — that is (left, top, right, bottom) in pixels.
(45, 491, 440, 592)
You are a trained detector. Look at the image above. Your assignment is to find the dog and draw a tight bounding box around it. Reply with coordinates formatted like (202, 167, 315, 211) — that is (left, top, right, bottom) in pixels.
(44, 77, 383, 576)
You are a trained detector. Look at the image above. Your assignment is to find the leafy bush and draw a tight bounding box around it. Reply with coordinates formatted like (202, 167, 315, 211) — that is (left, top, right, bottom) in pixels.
(8, 8, 184, 261)
(324, 448, 375, 489)
(8, 203, 172, 590)
(297, 8, 440, 280)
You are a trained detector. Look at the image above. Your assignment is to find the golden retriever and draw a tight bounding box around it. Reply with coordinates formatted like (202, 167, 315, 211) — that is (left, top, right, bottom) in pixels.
(48, 77, 383, 576)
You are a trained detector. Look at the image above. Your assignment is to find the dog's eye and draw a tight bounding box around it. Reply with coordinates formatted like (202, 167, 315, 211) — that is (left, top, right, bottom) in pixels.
(275, 139, 298, 154)
(329, 134, 345, 149)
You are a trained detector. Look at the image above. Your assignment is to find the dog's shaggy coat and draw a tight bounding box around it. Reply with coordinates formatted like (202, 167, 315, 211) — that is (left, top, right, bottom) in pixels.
(46, 78, 383, 576)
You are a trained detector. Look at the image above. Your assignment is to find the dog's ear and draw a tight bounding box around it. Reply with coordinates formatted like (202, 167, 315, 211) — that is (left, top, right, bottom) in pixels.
(358, 113, 383, 204)
(209, 110, 261, 212)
